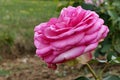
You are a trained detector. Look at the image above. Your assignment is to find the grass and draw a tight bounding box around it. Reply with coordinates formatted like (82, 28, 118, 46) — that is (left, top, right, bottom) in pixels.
(0, 69, 10, 76)
(0, 0, 59, 57)
(0, 0, 58, 36)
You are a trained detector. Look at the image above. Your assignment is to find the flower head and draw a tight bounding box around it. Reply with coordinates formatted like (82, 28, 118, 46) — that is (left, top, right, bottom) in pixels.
(34, 6, 109, 69)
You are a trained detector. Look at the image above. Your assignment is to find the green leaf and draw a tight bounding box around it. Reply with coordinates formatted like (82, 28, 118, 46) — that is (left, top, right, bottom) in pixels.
(103, 75, 120, 80)
(89, 59, 98, 64)
(114, 38, 120, 54)
(75, 76, 89, 80)
(100, 38, 112, 54)
(81, 3, 96, 10)
(98, 13, 110, 25)
(113, 0, 120, 9)
(101, 44, 111, 53)
(107, 52, 117, 62)
(107, 10, 118, 20)
(110, 57, 120, 64)
(72, 1, 80, 7)
(116, 57, 120, 62)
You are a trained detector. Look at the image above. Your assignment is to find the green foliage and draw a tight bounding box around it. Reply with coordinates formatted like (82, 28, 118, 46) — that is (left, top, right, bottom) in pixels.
(96, 0, 120, 61)
(75, 76, 89, 80)
(103, 75, 120, 80)
(75, 74, 120, 80)
(0, 69, 10, 76)
(0, 31, 14, 46)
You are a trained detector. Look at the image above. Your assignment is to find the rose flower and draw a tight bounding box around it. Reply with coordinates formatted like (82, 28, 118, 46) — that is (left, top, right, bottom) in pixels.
(34, 6, 109, 69)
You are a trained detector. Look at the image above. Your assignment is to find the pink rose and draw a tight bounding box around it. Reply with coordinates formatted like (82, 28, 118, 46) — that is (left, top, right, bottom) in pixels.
(34, 6, 109, 69)
(84, 0, 104, 6)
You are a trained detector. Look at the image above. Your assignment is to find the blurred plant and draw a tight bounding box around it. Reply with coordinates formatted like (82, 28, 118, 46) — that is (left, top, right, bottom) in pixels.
(0, 32, 14, 47)
(0, 69, 10, 77)
(84, 0, 104, 6)
(0, 29, 15, 59)
(56, 0, 120, 80)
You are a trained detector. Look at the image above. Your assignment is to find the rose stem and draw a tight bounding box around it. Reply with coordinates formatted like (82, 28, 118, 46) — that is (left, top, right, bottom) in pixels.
(86, 63, 100, 80)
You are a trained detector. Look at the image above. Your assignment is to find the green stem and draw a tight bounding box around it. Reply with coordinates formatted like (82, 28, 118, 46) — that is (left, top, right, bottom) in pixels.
(86, 63, 100, 80)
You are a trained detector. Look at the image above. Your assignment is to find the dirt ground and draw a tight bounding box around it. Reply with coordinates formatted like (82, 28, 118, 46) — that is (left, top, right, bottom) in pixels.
(0, 55, 120, 80)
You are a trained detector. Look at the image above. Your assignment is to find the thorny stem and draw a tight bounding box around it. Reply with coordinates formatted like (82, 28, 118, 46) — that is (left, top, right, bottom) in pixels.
(86, 63, 100, 80)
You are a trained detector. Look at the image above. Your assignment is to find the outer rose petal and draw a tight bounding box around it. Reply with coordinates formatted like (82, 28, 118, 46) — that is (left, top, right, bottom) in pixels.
(52, 46, 86, 63)
(34, 34, 49, 49)
(36, 46, 51, 56)
(34, 23, 47, 33)
(86, 18, 104, 34)
(84, 42, 98, 53)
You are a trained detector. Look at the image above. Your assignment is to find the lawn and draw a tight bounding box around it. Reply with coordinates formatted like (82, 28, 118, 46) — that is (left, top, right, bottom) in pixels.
(0, 0, 59, 58)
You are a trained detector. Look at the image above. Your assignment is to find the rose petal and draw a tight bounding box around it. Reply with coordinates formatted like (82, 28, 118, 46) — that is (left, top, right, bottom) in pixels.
(44, 25, 86, 39)
(92, 25, 108, 42)
(86, 18, 104, 34)
(84, 42, 98, 53)
(101, 25, 109, 38)
(53, 46, 86, 63)
(79, 31, 98, 45)
(51, 32, 85, 48)
(47, 18, 58, 25)
(36, 46, 51, 56)
(34, 23, 47, 33)
(44, 26, 70, 39)
(43, 52, 56, 63)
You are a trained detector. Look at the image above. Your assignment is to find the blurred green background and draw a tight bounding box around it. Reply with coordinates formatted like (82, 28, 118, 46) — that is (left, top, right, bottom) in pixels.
(0, 0, 59, 59)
